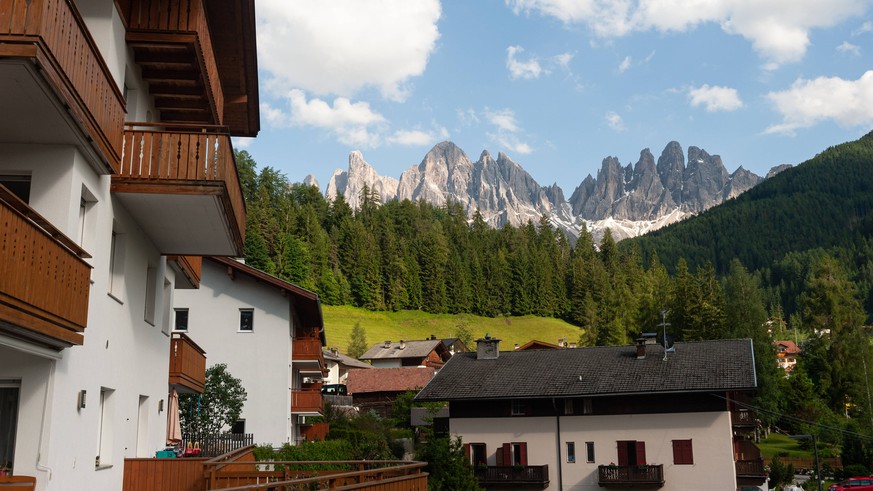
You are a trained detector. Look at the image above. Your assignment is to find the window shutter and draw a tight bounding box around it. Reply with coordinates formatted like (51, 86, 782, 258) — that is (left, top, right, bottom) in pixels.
(673, 440, 693, 465)
(617, 441, 629, 466)
(635, 441, 647, 465)
(463, 443, 471, 463)
(502, 443, 511, 466)
(519, 442, 528, 466)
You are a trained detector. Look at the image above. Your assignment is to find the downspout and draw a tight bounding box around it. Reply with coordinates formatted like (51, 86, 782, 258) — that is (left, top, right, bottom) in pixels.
(36, 359, 56, 480)
(552, 398, 563, 490)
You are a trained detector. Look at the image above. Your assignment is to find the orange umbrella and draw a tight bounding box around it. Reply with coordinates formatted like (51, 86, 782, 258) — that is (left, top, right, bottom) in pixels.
(166, 388, 182, 444)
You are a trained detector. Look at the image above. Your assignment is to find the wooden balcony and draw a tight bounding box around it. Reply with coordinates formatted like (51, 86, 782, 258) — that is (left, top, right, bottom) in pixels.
(0, 0, 125, 173)
(113, 123, 245, 256)
(291, 389, 323, 415)
(0, 185, 91, 350)
(169, 333, 206, 393)
(293, 336, 326, 373)
(474, 465, 549, 488)
(598, 464, 664, 487)
(168, 255, 202, 289)
(732, 409, 756, 429)
(119, 0, 224, 127)
(736, 459, 767, 486)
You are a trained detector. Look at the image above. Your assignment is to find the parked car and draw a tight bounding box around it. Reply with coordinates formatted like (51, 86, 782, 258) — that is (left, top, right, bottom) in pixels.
(830, 477, 873, 491)
(321, 384, 348, 395)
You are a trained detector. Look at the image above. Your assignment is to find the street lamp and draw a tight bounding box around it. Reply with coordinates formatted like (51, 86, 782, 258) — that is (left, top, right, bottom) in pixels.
(789, 434, 822, 491)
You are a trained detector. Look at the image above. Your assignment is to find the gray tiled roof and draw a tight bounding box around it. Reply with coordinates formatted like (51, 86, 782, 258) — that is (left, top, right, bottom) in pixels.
(415, 339, 756, 401)
(360, 340, 442, 360)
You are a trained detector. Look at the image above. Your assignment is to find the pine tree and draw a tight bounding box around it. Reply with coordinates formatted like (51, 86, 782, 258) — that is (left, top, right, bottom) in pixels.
(347, 322, 368, 359)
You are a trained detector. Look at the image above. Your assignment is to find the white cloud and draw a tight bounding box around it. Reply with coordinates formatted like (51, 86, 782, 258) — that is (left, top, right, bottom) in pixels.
(506, 0, 869, 66)
(232, 137, 254, 149)
(837, 41, 861, 56)
(386, 127, 450, 146)
(553, 52, 575, 69)
(264, 90, 387, 148)
(618, 55, 632, 73)
(457, 108, 480, 126)
(605, 111, 625, 131)
(688, 84, 744, 112)
(507, 46, 544, 79)
(853, 20, 873, 36)
(765, 70, 873, 134)
(485, 109, 534, 154)
(258, 0, 441, 102)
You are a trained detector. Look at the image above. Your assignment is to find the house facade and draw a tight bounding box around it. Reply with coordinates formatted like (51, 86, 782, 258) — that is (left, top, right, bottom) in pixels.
(323, 348, 372, 386)
(172, 257, 326, 446)
(0, 1, 257, 489)
(416, 336, 766, 491)
(774, 340, 800, 373)
(347, 367, 437, 417)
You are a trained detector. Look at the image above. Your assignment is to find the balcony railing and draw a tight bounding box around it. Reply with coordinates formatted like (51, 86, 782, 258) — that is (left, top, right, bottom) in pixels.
(598, 465, 664, 487)
(0, 0, 125, 172)
(121, 0, 224, 126)
(293, 336, 325, 361)
(114, 123, 245, 256)
(732, 409, 756, 427)
(474, 465, 549, 487)
(0, 185, 91, 349)
(735, 459, 766, 477)
(292, 389, 323, 414)
(169, 333, 206, 393)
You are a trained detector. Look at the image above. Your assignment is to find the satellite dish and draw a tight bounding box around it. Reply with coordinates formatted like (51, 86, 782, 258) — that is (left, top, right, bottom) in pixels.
(663, 334, 675, 353)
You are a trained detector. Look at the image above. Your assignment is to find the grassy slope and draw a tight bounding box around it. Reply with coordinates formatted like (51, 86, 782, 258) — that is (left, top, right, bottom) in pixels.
(322, 305, 583, 354)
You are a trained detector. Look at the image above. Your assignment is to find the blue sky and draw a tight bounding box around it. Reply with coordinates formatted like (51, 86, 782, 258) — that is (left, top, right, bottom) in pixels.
(239, 0, 873, 193)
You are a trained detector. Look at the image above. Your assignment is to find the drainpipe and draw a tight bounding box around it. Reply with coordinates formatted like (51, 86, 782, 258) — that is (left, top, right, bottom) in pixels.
(552, 398, 564, 490)
(36, 359, 56, 480)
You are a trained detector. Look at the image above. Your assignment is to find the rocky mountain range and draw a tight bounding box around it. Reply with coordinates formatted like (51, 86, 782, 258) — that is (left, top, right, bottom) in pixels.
(316, 141, 790, 242)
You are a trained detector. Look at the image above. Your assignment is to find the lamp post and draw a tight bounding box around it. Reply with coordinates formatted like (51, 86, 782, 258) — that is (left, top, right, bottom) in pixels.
(789, 434, 822, 491)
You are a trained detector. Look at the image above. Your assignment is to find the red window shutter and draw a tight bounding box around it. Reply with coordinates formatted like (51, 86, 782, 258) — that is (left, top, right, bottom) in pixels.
(617, 441, 629, 466)
(519, 442, 528, 466)
(673, 440, 693, 465)
(464, 443, 471, 463)
(502, 443, 512, 466)
(496, 445, 503, 466)
(635, 441, 647, 465)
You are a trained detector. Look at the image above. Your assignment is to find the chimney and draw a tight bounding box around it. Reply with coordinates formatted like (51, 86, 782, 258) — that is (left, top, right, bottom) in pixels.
(430, 334, 437, 340)
(476, 333, 500, 360)
(399, 340, 406, 349)
(330, 347, 339, 356)
(383, 340, 391, 349)
(636, 337, 647, 359)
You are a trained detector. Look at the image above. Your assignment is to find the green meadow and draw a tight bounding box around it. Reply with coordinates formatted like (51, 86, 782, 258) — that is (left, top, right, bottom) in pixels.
(322, 305, 583, 354)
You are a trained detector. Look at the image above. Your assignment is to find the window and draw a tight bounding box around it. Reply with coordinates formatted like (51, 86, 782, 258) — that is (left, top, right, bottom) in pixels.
(0, 175, 31, 203)
(510, 400, 529, 416)
(672, 439, 693, 465)
(144, 266, 157, 325)
(617, 440, 646, 466)
(0, 382, 21, 471)
(96, 387, 115, 467)
(497, 442, 527, 466)
(583, 398, 593, 414)
(567, 442, 576, 463)
(231, 420, 246, 434)
(135, 396, 149, 457)
(77, 185, 97, 252)
(108, 227, 126, 302)
(586, 442, 595, 463)
(564, 399, 574, 415)
(239, 309, 254, 332)
(174, 309, 189, 332)
(161, 279, 172, 335)
(470, 443, 487, 467)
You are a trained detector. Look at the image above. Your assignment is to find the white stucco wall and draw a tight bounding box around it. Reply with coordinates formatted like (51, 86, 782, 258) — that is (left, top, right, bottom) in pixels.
(173, 260, 294, 447)
(451, 410, 737, 491)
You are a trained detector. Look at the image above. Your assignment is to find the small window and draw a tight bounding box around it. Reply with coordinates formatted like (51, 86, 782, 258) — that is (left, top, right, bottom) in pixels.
(510, 400, 528, 416)
(231, 420, 245, 434)
(174, 309, 189, 332)
(672, 439, 693, 465)
(567, 442, 576, 463)
(108, 227, 127, 302)
(96, 387, 115, 467)
(564, 399, 573, 415)
(239, 309, 254, 332)
(583, 398, 593, 414)
(0, 175, 31, 203)
(586, 442, 595, 463)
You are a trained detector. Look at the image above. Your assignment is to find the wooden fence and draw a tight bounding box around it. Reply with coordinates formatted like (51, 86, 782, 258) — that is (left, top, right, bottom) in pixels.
(183, 433, 254, 458)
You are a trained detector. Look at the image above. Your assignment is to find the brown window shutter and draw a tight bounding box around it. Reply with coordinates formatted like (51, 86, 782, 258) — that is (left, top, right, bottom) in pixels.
(502, 443, 512, 466)
(617, 441, 629, 466)
(673, 440, 693, 465)
(464, 443, 471, 463)
(519, 442, 528, 466)
(635, 441, 647, 465)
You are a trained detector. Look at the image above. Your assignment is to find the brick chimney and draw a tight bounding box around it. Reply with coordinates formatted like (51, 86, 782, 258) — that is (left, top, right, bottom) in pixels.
(476, 333, 500, 360)
(636, 337, 647, 359)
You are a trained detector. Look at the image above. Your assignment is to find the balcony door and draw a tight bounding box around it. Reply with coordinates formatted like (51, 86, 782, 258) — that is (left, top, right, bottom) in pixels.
(0, 382, 20, 471)
(617, 440, 646, 466)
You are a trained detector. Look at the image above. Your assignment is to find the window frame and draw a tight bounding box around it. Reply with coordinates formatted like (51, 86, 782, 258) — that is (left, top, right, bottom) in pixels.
(174, 308, 189, 332)
(567, 441, 576, 463)
(239, 309, 254, 332)
(586, 441, 595, 463)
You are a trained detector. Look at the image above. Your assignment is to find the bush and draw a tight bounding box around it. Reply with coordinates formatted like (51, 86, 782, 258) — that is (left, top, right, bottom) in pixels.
(416, 436, 482, 491)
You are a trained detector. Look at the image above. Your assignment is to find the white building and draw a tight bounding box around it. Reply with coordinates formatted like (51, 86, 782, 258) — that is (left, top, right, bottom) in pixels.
(0, 0, 258, 489)
(172, 257, 326, 446)
(416, 336, 766, 491)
